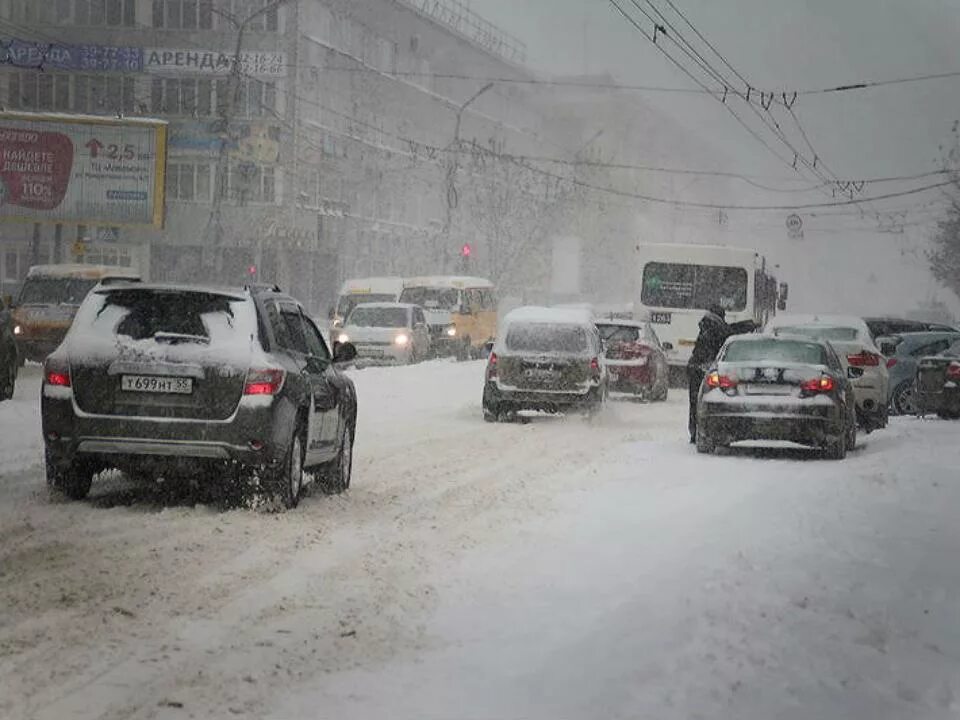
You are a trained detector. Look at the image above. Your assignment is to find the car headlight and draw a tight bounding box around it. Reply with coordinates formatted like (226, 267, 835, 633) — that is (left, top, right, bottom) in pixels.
(394, 333, 410, 347)
(13, 325, 21, 336)
(445, 326, 457, 337)
(337, 333, 349, 344)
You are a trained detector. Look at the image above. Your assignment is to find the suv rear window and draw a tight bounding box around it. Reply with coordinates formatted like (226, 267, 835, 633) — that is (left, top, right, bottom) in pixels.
(597, 324, 640, 343)
(73, 288, 255, 351)
(724, 339, 827, 365)
(506, 323, 588, 354)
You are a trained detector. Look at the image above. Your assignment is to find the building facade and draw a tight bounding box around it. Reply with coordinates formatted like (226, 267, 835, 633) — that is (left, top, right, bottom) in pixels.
(0, 0, 721, 310)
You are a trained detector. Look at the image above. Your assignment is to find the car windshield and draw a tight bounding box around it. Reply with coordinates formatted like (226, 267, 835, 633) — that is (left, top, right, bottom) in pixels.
(777, 325, 859, 342)
(17, 277, 98, 305)
(399, 287, 459, 309)
(347, 306, 409, 328)
(723, 339, 827, 365)
(641, 262, 748, 311)
(597, 325, 640, 343)
(506, 323, 588, 353)
(336, 294, 397, 318)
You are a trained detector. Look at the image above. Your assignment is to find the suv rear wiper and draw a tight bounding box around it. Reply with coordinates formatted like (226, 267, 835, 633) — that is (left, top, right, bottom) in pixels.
(152, 332, 210, 345)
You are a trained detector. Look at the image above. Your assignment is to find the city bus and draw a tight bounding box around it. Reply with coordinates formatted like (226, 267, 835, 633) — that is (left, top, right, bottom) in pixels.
(635, 243, 786, 382)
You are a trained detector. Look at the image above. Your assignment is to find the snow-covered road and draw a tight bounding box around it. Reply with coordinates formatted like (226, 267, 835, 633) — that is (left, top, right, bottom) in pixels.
(2, 361, 960, 720)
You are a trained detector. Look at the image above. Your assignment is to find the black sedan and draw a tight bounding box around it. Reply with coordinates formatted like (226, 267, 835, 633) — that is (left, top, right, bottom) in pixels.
(916, 339, 960, 419)
(41, 283, 358, 508)
(696, 334, 857, 459)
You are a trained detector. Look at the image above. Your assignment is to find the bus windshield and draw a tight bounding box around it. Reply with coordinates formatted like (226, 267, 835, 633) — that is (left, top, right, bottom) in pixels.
(641, 262, 748, 312)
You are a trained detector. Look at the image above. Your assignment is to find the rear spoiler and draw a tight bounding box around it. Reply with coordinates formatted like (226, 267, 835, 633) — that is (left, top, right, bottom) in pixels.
(100, 277, 142, 286)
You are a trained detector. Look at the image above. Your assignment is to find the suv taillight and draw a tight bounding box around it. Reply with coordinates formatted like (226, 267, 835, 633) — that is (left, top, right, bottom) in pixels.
(947, 362, 960, 381)
(801, 375, 835, 393)
(244, 368, 285, 395)
(486, 352, 498, 380)
(590, 357, 601, 379)
(44, 358, 71, 388)
(847, 351, 881, 367)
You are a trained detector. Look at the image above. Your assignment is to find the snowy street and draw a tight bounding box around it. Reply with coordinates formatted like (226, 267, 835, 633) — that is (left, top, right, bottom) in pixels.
(2, 360, 960, 720)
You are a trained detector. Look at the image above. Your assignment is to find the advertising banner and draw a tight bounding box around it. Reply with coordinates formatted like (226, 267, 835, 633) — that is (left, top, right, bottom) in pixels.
(0, 36, 142, 72)
(0, 112, 167, 228)
(144, 48, 286, 77)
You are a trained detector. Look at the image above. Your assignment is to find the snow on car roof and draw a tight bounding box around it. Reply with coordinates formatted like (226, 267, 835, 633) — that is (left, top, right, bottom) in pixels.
(403, 276, 494, 289)
(92, 283, 248, 300)
(340, 277, 404, 292)
(345, 302, 416, 310)
(503, 306, 595, 327)
(26, 264, 141, 279)
(768, 314, 869, 330)
(595, 318, 646, 328)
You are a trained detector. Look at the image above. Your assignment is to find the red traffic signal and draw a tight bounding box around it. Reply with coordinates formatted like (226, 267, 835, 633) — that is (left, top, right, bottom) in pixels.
(461, 243, 472, 258)
(247, 265, 257, 276)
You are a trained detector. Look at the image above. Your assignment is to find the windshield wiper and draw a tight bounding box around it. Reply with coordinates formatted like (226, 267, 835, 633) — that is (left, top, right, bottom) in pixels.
(152, 332, 210, 345)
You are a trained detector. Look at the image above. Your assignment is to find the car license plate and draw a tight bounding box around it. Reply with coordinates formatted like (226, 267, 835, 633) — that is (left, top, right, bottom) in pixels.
(121, 375, 193, 394)
(525, 368, 559, 381)
(650, 312, 672, 324)
(745, 384, 792, 396)
(360, 347, 384, 357)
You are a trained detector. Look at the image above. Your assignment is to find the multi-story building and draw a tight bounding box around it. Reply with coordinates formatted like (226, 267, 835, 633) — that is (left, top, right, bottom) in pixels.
(0, 0, 722, 311)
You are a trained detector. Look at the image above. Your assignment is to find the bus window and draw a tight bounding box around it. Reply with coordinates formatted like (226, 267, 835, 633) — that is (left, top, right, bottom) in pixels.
(641, 262, 748, 312)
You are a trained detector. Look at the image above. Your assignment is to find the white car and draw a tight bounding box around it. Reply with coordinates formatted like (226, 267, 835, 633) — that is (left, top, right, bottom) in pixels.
(766, 314, 889, 432)
(337, 303, 431, 364)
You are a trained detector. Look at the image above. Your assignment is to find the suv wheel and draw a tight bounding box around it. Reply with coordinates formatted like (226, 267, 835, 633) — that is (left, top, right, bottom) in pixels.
(322, 420, 353, 494)
(268, 432, 304, 509)
(695, 427, 716, 454)
(46, 450, 94, 500)
(823, 433, 847, 460)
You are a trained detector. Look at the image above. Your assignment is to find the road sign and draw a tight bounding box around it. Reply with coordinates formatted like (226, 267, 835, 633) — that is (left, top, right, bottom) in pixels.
(786, 214, 803, 239)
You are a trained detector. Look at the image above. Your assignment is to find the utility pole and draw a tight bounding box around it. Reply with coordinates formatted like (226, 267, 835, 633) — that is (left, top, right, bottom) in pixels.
(442, 82, 493, 271)
(204, 0, 289, 264)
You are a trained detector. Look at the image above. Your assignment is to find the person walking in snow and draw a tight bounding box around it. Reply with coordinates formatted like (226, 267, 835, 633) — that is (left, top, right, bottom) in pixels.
(687, 305, 732, 444)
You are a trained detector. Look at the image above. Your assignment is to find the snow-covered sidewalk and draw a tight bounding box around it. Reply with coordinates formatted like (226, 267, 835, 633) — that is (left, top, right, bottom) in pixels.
(1, 360, 959, 720)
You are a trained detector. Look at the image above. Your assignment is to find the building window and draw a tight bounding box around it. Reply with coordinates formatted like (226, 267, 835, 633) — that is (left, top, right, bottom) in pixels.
(150, 78, 213, 116)
(3, 252, 19, 283)
(218, 0, 279, 32)
(152, 0, 213, 29)
(166, 161, 213, 202)
(216, 78, 276, 118)
(229, 163, 276, 204)
(36, 0, 137, 26)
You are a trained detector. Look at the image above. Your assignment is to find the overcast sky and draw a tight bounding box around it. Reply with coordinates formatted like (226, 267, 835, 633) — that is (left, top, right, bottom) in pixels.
(469, 0, 960, 313)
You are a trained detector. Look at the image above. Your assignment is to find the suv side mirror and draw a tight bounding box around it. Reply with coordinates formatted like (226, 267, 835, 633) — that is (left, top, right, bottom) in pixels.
(333, 341, 357, 363)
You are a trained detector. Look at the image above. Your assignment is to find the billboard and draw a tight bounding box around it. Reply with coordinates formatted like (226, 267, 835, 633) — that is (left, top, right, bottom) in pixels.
(0, 112, 167, 228)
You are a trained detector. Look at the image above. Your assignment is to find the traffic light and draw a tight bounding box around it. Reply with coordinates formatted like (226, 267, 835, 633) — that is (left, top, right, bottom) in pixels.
(461, 243, 472, 258)
(459, 243, 472, 273)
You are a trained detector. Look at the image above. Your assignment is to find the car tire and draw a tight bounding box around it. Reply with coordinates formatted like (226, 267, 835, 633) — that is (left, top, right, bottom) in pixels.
(0, 363, 15, 400)
(695, 427, 715, 454)
(321, 419, 354, 494)
(823, 433, 847, 460)
(482, 403, 499, 422)
(267, 430, 304, 509)
(937, 408, 960, 420)
(846, 416, 857, 452)
(891, 380, 917, 416)
(46, 450, 94, 500)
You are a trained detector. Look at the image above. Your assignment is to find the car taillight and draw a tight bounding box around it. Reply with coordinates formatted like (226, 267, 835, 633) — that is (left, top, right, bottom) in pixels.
(243, 368, 285, 395)
(705, 372, 737, 390)
(886, 357, 898, 369)
(801, 375, 835, 393)
(44, 359, 71, 388)
(947, 362, 960, 380)
(847, 351, 881, 367)
(486, 352, 498, 380)
(590, 357, 601, 378)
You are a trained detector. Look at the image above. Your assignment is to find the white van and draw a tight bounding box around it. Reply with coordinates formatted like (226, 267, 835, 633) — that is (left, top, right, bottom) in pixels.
(330, 277, 404, 329)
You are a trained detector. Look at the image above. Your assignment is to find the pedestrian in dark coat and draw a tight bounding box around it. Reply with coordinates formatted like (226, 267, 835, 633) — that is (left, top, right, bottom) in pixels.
(687, 305, 732, 443)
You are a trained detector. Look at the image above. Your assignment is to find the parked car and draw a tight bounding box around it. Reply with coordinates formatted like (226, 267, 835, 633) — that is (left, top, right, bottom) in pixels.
(41, 283, 358, 508)
(696, 334, 857, 459)
(767, 314, 889, 432)
(337, 302, 430, 364)
(596, 319, 670, 401)
(881, 331, 960, 415)
(482, 306, 607, 421)
(915, 339, 960, 419)
(0, 297, 19, 400)
(864, 316, 957, 340)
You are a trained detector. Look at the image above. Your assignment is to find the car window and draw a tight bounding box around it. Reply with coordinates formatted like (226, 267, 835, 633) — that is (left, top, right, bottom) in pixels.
(723, 339, 828, 365)
(479, 289, 496, 310)
(506, 323, 588, 354)
(348, 306, 409, 327)
(911, 339, 951, 357)
(414, 308, 425, 325)
(300, 313, 331, 360)
(643, 323, 662, 349)
(824, 343, 843, 372)
(279, 304, 309, 354)
(776, 325, 859, 342)
(464, 289, 483, 312)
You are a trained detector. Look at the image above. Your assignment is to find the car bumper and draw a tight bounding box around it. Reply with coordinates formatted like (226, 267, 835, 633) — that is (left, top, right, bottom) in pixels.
(354, 344, 411, 363)
(42, 391, 295, 473)
(606, 364, 655, 393)
(484, 381, 602, 411)
(698, 400, 843, 445)
(917, 385, 960, 413)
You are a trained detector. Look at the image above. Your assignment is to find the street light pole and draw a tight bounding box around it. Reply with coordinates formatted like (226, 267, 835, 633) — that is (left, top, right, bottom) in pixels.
(441, 82, 494, 271)
(204, 0, 289, 256)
